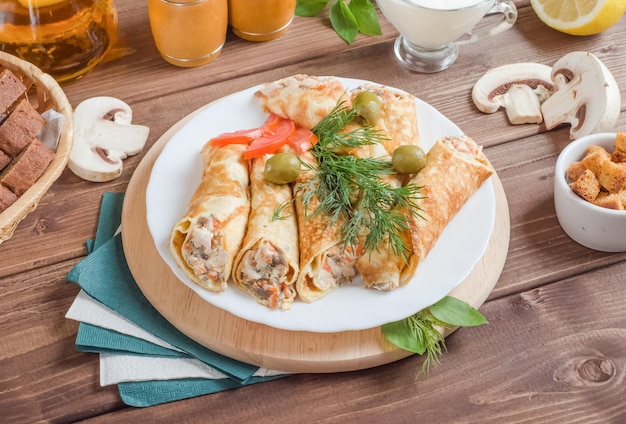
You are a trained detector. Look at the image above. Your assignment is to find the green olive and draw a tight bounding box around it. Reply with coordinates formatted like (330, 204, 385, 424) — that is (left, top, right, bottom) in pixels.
(353, 91, 382, 126)
(392, 145, 427, 174)
(264, 152, 301, 184)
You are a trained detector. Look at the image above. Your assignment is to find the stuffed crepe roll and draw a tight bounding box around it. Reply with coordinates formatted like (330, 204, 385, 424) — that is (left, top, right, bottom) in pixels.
(294, 152, 358, 303)
(393, 135, 495, 288)
(256, 74, 359, 302)
(169, 143, 250, 292)
(255, 74, 346, 130)
(348, 85, 422, 290)
(232, 154, 299, 310)
(348, 83, 420, 159)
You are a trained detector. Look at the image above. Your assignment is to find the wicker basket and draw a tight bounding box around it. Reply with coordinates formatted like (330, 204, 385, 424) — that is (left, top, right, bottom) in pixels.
(0, 51, 74, 244)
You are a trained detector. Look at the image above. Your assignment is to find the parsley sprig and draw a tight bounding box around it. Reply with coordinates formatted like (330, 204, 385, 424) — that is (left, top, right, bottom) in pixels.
(296, 0, 383, 43)
(298, 101, 423, 261)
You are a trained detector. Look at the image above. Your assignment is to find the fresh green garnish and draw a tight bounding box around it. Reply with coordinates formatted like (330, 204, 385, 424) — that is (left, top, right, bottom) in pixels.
(297, 100, 423, 261)
(271, 199, 293, 222)
(296, 0, 382, 44)
(382, 296, 489, 374)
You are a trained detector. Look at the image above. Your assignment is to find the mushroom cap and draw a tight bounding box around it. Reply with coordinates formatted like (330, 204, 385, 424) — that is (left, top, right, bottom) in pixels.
(69, 96, 150, 182)
(541, 51, 621, 140)
(472, 62, 554, 114)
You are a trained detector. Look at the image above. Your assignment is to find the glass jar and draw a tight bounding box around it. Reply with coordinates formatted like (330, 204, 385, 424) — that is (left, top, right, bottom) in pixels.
(148, 0, 227, 67)
(228, 0, 296, 42)
(0, 0, 118, 83)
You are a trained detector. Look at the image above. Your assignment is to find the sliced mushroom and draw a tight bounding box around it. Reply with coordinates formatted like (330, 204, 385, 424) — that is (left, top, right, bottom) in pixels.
(540, 51, 621, 140)
(472, 63, 554, 124)
(69, 97, 150, 182)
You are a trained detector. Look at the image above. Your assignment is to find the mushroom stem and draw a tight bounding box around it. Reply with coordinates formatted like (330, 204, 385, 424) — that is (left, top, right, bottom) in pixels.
(472, 63, 554, 125)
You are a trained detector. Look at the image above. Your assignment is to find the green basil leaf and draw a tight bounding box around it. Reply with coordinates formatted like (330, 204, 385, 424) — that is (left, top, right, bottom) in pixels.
(296, 0, 330, 17)
(348, 0, 382, 35)
(429, 296, 489, 327)
(329, 0, 359, 43)
(381, 320, 427, 354)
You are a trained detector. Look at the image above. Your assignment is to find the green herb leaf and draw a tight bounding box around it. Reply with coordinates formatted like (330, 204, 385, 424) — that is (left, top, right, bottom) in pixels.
(329, 0, 359, 43)
(296, 0, 383, 43)
(348, 0, 382, 36)
(382, 310, 446, 373)
(382, 319, 427, 354)
(382, 297, 488, 374)
(295, 0, 330, 17)
(429, 296, 489, 327)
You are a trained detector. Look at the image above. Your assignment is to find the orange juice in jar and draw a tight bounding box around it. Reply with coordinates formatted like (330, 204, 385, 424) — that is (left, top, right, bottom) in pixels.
(0, 0, 118, 82)
(148, 0, 228, 67)
(228, 0, 296, 42)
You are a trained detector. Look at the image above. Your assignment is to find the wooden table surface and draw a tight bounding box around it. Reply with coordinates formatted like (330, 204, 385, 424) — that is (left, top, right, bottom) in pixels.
(2, 1, 626, 422)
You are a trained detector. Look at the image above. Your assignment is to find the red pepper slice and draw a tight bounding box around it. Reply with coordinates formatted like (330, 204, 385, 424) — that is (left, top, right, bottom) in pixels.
(209, 128, 264, 146)
(243, 119, 296, 159)
(208, 113, 282, 147)
(288, 128, 319, 154)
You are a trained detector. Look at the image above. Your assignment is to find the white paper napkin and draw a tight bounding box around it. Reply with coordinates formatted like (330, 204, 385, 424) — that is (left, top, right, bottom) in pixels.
(66, 290, 183, 352)
(66, 290, 288, 386)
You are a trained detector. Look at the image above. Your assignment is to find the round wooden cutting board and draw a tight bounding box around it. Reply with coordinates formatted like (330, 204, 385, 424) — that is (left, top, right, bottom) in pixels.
(121, 110, 510, 374)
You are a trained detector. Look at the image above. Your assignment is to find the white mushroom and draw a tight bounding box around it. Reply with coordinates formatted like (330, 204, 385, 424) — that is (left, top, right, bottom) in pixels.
(540, 51, 621, 140)
(69, 96, 150, 182)
(472, 63, 554, 124)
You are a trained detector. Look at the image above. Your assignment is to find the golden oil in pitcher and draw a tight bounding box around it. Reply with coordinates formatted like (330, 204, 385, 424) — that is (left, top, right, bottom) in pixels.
(0, 0, 118, 82)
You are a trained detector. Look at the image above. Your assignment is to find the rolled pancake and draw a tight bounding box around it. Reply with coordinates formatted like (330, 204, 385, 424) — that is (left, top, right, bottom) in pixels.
(232, 154, 299, 310)
(169, 143, 250, 292)
(256, 74, 359, 302)
(395, 135, 495, 289)
(348, 83, 420, 158)
(348, 85, 422, 290)
(294, 152, 358, 303)
(255, 74, 346, 130)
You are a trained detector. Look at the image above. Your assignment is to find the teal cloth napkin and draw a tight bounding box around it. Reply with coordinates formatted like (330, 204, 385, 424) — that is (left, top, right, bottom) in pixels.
(67, 192, 283, 407)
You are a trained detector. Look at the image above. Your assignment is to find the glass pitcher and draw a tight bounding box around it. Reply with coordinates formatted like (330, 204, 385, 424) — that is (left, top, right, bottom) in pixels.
(0, 0, 118, 83)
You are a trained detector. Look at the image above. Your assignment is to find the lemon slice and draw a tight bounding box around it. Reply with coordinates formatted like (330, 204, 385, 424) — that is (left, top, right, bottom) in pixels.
(530, 0, 626, 35)
(18, 0, 66, 7)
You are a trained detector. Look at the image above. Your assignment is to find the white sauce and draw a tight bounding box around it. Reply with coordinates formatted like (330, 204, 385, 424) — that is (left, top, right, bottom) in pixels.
(377, 0, 494, 49)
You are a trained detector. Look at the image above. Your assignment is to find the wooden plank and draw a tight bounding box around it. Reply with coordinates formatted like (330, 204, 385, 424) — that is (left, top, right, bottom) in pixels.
(0, 262, 123, 423)
(72, 260, 626, 423)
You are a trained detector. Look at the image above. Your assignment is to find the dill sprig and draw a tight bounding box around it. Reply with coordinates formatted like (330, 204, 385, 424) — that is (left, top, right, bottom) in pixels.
(271, 199, 293, 222)
(404, 311, 448, 376)
(299, 100, 424, 260)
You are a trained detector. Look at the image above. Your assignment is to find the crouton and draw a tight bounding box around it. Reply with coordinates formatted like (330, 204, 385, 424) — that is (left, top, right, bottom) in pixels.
(619, 189, 626, 209)
(570, 169, 600, 202)
(581, 147, 611, 175)
(593, 192, 624, 210)
(596, 160, 626, 193)
(567, 161, 587, 182)
(612, 132, 626, 163)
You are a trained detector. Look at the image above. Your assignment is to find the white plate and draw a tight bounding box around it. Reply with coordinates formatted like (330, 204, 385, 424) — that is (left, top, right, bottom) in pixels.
(146, 77, 495, 333)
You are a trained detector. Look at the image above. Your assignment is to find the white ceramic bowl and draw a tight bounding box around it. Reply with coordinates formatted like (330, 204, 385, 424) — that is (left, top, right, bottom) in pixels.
(554, 132, 626, 252)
